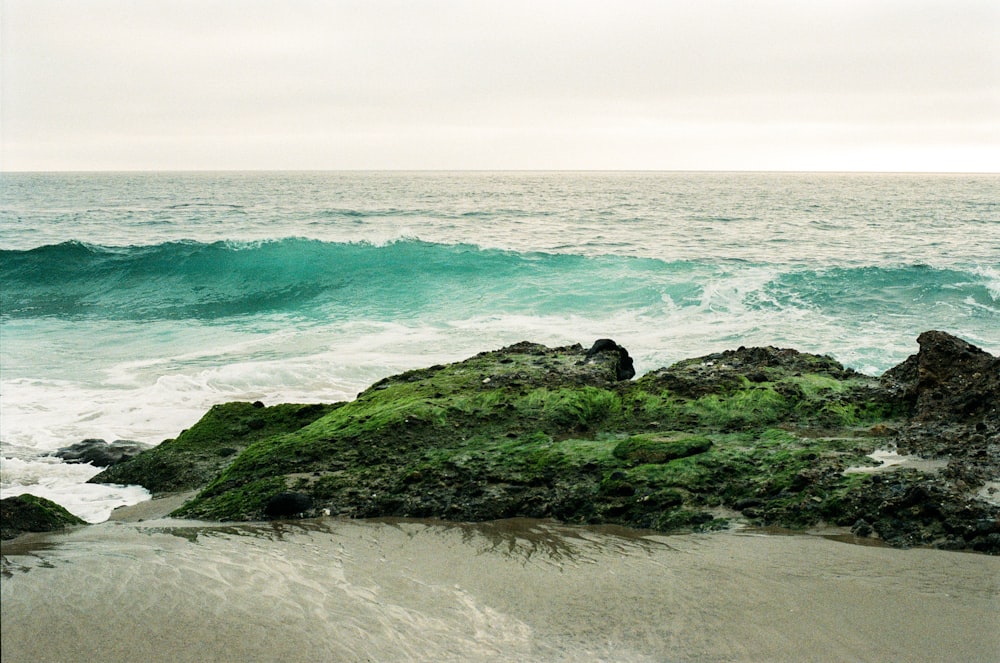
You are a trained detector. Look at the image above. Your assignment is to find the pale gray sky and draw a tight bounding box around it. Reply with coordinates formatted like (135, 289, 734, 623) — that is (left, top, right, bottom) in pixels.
(2, 0, 997, 171)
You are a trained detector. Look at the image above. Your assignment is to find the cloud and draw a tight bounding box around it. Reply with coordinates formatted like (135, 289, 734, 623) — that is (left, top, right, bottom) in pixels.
(2, 0, 997, 170)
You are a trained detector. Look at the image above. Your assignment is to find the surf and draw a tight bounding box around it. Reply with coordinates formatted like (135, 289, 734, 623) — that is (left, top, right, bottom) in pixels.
(3, 238, 995, 324)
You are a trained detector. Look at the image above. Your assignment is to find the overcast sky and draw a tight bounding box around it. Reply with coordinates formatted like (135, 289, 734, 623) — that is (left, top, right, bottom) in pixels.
(1, 0, 997, 171)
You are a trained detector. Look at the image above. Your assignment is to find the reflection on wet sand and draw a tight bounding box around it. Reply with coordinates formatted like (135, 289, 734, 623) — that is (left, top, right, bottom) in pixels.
(3, 517, 999, 662)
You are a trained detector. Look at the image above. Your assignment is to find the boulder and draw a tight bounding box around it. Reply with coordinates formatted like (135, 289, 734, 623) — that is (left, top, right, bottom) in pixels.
(1, 494, 86, 540)
(264, 492, 313, 518)
(882, 330, 1000, 424)
(52, 439, 151, 467)
(878, 331, 999, 507)
(583, 339, 636, 380)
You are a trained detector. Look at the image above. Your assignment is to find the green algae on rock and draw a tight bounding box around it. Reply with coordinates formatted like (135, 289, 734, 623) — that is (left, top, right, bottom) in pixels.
(91, 401, 340, 493)
(88, 334, 1000, 553)
(1, 494, 87, 540)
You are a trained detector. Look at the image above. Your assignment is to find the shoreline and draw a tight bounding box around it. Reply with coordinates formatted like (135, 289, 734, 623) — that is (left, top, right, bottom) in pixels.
(0, 506, 943, 562)
(104, 490, 198, 523)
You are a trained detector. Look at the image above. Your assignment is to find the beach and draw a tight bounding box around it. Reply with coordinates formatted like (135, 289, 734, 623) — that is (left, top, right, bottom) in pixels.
(4, 510, 998, 662)
(4, 1, 998, 658)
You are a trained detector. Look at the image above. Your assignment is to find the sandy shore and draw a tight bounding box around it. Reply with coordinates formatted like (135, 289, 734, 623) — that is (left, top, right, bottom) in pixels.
(105, 491, 198, 522)
(3, 518, 998, 662)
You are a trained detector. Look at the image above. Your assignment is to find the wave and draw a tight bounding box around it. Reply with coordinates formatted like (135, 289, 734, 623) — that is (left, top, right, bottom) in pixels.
(313, 207, 509, 221)
(1, 239, 996, 322)
(756, 264, 1000, 314)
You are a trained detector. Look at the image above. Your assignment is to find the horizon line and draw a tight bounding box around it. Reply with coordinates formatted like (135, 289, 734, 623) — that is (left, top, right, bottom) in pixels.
(2, 168, 998, 175)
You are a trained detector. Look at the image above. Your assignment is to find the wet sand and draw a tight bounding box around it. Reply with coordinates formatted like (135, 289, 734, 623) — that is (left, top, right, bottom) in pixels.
(3, 517, 998, 662)
(104, 491, 198, 522)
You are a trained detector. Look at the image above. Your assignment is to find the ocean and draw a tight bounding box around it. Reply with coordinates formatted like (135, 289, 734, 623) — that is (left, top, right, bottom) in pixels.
(3, 171, 999, 662)
(1, 171, 998, 520)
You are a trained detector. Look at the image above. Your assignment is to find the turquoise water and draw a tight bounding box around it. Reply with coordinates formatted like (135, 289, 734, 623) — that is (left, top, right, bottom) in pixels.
(1, 171, 998, 519)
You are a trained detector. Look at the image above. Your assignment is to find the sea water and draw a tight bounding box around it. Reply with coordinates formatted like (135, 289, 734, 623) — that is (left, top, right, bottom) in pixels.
(1, 171, 998, 520)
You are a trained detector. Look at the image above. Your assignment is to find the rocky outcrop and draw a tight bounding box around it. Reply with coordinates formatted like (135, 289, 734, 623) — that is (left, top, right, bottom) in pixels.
(1, 494, 86, 540)
(882, 330, 1000, 425)
(858, 330, 1000, 549)
(86, 333, 998, 553)
(643, 345, 860, 399)
(883, 331, 998, 479)
(51, 439, 150, 467)
(583, 339, 636, 381)
(91, 402, 340, 493)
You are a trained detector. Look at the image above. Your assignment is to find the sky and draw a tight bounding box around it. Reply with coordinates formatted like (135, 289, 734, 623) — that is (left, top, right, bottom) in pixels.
(1, 0, 997, 172)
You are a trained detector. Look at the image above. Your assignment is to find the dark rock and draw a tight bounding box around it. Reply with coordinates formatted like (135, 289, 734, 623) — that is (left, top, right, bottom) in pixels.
(52, 439, 150, 467)
(734, 498, 763, 511)
(263, 492, 313, 518)
(584, 339, 636, 380)
(1, 494, 86, 540)
(851, 519, 873, 537)
(643, 344, 855, 398)
(882, 330, 1000, 424)
(876, 333, 999, 538)
(973, 533, 1000, 553)
(689, 512, 715, 525)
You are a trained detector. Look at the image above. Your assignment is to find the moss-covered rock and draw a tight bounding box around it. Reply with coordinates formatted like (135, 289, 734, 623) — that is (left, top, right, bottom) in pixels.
(88, 333, 999, 553)
(90, 401, 339, 493)
(612, 434, 712, 465)
(1, 494, 87, 540)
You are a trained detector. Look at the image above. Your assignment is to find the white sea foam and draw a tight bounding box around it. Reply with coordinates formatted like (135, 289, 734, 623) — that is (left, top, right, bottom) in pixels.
(0, 456, 150, 523)
(973, 264, 1000, 301)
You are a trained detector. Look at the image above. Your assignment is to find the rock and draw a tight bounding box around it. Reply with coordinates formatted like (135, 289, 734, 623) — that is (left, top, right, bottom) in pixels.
(583, 339, 636, 380)
(52, 439, 150, 467)
(612, 434, 712, 465)
(851, 519, 873, 537)
(264, 492, 313, 518)
(642, 344, 857, 398)
(88, 332, 997, 553)
(879, 331, 999, 502)
(89, 402, 340, 494)
(882, 330, 1000, 424)
(1, 494, 86, 540)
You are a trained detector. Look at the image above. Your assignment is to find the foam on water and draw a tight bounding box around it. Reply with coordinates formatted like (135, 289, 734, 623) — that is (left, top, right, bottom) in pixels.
(0, 456, 150, 522)
(972, 264, 1000, 301)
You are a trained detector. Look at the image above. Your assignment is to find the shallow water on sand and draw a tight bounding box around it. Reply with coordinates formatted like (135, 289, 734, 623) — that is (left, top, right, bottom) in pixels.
(3, 519, 998, 662)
